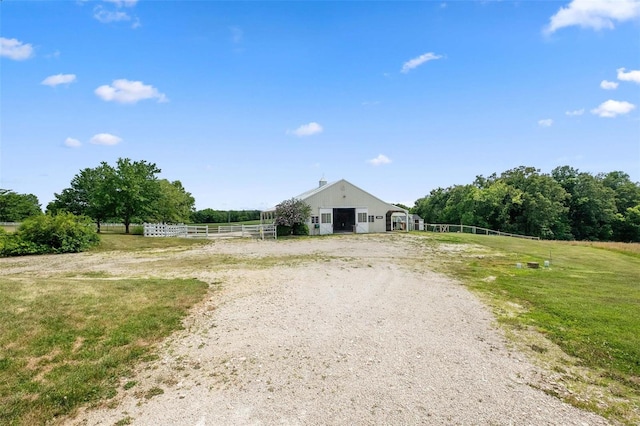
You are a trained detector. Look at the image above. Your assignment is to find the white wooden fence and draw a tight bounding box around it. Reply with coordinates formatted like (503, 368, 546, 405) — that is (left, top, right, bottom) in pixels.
(425, 223, 540, 240)
(0, 222, 21, 231)
(143, 223, 277, 240)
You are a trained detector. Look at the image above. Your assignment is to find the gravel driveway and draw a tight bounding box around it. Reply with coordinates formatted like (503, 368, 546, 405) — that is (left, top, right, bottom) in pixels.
(63, 234, 608, 425)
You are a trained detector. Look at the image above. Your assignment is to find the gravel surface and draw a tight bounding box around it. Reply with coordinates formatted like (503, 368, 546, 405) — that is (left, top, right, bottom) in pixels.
(26, 234, 608, 425)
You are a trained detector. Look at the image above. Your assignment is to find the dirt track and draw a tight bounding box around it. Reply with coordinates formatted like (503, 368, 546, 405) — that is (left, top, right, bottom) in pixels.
(10, 234, 608, 425)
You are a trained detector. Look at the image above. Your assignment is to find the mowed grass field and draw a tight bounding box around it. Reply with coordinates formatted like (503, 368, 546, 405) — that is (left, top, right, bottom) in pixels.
(0, 235, 211, 425)
(413, 232, 640, 424)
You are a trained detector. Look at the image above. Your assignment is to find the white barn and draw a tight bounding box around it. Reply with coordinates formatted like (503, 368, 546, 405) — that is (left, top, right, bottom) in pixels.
(262, 179, 409, 235)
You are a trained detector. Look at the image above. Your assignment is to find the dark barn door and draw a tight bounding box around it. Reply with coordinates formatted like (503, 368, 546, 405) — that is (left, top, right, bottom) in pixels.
(333, 208, 355, 233)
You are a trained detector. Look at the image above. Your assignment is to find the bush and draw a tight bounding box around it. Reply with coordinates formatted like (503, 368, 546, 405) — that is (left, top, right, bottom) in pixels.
(0, 212, 100, 256)
(292, 223, 309, 236)
(0, 233, 43, 256)
(276, 225, 291, 237)
(131, 225, 144, 235)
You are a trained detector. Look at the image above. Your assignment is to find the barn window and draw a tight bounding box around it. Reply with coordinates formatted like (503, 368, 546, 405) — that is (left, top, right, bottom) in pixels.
(311, 216, 319, 224)
(357, 212, 367, 223)
(321, 213, 331, 223)
(368, 215, 375, 223)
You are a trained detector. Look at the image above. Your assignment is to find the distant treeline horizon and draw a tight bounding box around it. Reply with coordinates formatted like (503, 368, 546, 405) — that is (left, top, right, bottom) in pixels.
(190, 209, 261, 224)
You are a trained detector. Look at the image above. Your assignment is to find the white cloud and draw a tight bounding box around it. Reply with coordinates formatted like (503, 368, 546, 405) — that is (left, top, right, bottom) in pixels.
(64, 137, 82, 148)
(0, 37, 34, 61)
(617, 67, 640, 83)
(41, 74, 77, 87)
(401, 52, 442, 74)
(95, 79, 168, 104)
(600, 80, 619, 90)
(90, 133, 123, 145)
(538, 119, 554, 127)
(94, 0, 139, 26)
(46, 50, 61, 59)
(565, 108, 585, 116)
(103, 0, 138, 7)
(288, 122, 323, 137)
(368, 154, 392, 166)
(230, 26, 243, 44)
(544, 0, 640, 34)
(94, 6, 131, 23)
(591, 99, 636, 117)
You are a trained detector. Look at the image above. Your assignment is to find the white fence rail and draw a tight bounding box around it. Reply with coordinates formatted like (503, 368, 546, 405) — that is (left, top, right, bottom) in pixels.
(0, 222, 21, 232)
(143, 223, 277, 240)
(425, 223, 540, 240)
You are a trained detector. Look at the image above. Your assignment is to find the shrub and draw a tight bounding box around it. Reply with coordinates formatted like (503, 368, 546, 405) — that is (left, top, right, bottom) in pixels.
(292, 223, 309, 236)
(0, 233, 43, 256)
(0, 212, 100, 256)
(276, 225, 291, 237)
(131, 225, 144, 235)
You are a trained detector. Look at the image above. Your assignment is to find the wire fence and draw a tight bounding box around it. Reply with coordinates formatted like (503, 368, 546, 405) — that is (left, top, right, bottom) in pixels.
(424, 223, 540, 240)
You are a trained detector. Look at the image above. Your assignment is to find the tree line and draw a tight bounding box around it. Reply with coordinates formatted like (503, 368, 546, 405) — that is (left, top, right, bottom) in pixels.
(413, 166, 640, 242)
(3, 161, 639, 242)
(190, 209, 261, 224)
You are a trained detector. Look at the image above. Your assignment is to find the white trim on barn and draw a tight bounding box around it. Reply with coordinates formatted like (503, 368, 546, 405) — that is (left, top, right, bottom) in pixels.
(262, 179, 409, 235)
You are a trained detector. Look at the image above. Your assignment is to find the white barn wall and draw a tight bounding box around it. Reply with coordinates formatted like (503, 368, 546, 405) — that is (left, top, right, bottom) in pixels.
(301, 179, 404, 234)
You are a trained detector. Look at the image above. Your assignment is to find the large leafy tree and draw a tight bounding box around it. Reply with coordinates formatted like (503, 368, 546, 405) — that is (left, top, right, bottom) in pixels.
(151, 179, 195, 224)
(599, 171, 640, 241)
(47, 163, 116, 232)
(499, 166, 569, 238)
(48, 158, 174, 234)
(552, 166, 617, 240)
(0, 189, 42, 222)
(413, 187, 450, 224)
(112, 158, 162, 233)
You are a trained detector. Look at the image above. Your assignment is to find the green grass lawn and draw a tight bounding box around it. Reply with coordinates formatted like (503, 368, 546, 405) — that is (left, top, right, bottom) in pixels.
(413, 232, 640, 424)
(0, 267, 208, 424)
(92, 233, 213, 252)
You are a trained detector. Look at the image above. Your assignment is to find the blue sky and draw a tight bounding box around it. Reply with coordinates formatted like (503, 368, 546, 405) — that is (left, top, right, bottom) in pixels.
(1, 0, 639, 210)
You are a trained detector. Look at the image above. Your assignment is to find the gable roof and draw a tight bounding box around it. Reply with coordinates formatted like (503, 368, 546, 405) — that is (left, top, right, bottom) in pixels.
(295, 179, 408, 213)
(294, 179, 341, 201)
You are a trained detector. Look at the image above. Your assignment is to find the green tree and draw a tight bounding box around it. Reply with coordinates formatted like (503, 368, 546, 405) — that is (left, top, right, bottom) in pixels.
(472, 180, 524, 231)
(552, 166, 617, 240)
(151, 179, 195, 223)
(112, 158, 162, 233)
(599, 171, 640, 241)
(47, 164, 117, 232)
(0, 189, 42, 222)
(615, 205, 640, 242)
(413, 187, 450, 224)
(500, 166, 569, 238)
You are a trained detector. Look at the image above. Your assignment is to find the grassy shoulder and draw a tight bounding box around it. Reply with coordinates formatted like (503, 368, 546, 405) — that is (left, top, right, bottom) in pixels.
(0, 273, 208, 425)
(92, 233, 212, 252)
(413, 232, 640, 424)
